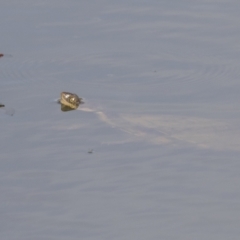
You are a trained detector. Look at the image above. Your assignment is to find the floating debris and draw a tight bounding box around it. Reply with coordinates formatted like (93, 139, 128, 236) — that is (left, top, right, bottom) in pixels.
(0, 53, 12, 58)
(88, 149, 94, 154)
(0, 103, 5, 108)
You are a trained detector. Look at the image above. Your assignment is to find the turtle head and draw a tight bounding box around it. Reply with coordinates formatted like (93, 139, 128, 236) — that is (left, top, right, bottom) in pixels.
(60, 92, 82, 110)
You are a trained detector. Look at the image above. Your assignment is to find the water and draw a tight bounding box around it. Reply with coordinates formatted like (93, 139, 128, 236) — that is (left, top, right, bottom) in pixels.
(1, 1, 240, 239)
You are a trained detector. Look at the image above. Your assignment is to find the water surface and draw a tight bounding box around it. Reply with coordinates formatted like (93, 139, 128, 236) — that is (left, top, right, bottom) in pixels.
(1, 1, 240, 239)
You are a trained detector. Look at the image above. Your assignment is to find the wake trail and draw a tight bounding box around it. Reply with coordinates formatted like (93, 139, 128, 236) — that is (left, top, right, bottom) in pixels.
(76, 106, 175, 143)
(76, 107, 150, 138)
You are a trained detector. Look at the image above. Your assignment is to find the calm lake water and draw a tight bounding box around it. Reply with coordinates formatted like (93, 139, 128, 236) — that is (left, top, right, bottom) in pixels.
(1, 0, 240, 239)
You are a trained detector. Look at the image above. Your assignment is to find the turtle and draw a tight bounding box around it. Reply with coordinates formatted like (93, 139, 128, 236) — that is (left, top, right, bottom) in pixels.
(58, 92, 83, 111)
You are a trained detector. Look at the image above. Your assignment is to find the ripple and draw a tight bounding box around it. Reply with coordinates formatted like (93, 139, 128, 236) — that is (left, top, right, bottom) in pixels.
(0, 52, 238, 90)
(0, 57, 43, 86)
(111, 53, 238, 89)
(0, 55, 80, 86)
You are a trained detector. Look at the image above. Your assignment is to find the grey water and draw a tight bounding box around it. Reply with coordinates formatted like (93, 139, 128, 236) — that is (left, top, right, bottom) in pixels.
(1, 0, 240, 239)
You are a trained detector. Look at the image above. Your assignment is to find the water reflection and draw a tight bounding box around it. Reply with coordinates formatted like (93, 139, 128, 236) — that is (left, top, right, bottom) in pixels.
(60, 103, 80, 112)
(60, 104, 76, 112)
